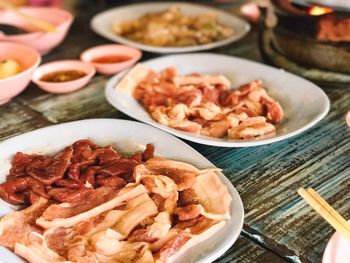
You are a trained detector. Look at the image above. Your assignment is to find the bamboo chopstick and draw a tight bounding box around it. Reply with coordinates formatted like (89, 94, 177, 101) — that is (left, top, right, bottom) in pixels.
(0, 0, 56, 32)
(307, 188, 350, 232)
(298, 187, 350, 241)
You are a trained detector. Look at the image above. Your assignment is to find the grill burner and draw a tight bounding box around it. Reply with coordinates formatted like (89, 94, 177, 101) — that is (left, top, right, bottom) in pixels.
(259, 0, 350, 86)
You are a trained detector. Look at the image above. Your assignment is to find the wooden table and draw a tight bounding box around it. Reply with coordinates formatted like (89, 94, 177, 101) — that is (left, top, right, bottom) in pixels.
(1, 1, 349, 262)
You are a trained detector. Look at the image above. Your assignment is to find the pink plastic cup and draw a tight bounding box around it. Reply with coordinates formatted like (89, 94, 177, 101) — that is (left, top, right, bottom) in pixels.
(32, 60, 95, 94)
(80, 44, 142, 75)
(0, 42, 41, 105)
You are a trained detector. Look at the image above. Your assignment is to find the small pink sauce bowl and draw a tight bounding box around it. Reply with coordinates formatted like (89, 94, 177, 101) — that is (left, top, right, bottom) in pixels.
(0, 42, 41, 105)
(32, 60, 95, 94)
(80, 44, 142, 75)
(0, 7, 73, 55)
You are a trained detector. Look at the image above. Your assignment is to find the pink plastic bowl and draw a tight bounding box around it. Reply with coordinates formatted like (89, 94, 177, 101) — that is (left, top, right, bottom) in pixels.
(80, 44, 142, 75)
(0, 7, 73, 55)
(0, 42, 41, 105)
(32, 60, 95, 94)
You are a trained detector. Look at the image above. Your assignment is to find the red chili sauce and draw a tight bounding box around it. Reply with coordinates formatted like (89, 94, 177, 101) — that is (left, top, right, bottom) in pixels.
(91, 55, 131, 64)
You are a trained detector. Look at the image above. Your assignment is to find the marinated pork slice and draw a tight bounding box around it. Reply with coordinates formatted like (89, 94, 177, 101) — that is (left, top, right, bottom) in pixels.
(91, 228, 123, 256)
(154, 231, 192, 263)
(142, 158, 221, 191)
(0, 197, 48, 249)
(14, 242, 69, 263)
(44, 227, 76, 258)
(174, 87, 203, 108)
(175, 215, 220, 235)
(195, 102, 221, 121)
(201, 119, 232, 138)
(41, 194, 157, 259)
(178, 188, 198, 207)
(43, 192, 158, 259)
(144, 158, 203, 176)
(95, 242, 154, 263)
(260, 96, 284, 123)
(85, 209, 125, 237)
(42, 186, 117, 220)
(191, 170, 231, 220)
(67, 239, 90, 262)
(168, 119, 202, 134)
(128, 212, 172, 243)
(174, 204, 202, 221)
(98, 158, 140, 177)
(85, 195, 157, 239)
(111, 192, 158, 237)
(9, 152, 39, 178)
(187, 216, 220, 235)
(115, 64, 151, 94)
(173, 74, 231, 88)
(0, 176, 49, 205)
(228, 116, 276, 139)
(36, 184, 148, 229)
(141, 158, 199, 191)
(174, 215, 203, 230)
(152, 212, 171, 230)
(48, 187, 93, 203)
(134, 165, 178, 212)
(150, 229, 178, 252)
(144, 175, 178, 212)
(85, 193, 157, 240)
(27, 146, 73, 185)
(165, 221, 226, 263)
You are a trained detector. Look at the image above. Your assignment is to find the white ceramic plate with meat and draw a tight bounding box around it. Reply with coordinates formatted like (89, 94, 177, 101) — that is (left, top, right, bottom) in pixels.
(105, 53, 330, 147)
(0, 119, 244, 263)
(90, 2, 250, 54)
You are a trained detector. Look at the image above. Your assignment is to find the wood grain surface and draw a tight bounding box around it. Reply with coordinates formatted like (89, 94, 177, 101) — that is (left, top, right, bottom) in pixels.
(0, 1, 349, 262)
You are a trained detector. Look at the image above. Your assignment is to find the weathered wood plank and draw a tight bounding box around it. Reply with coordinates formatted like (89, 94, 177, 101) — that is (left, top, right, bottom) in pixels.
(22, 76, 126, 123)
(0, 101, 51, 141)
(215, 234, 287, 263)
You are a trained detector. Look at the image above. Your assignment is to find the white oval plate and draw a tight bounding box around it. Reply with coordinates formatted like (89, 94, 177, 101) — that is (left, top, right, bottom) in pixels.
(0, 119, 244, 263)
(90, 2, 250, 54)
(105, 53, 330, 147)
(323, 221, 350, 263)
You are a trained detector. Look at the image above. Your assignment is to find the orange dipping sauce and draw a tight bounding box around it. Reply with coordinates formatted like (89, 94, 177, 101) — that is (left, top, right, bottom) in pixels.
(91, 55, 131, 64)
(40, 70, 87, 82)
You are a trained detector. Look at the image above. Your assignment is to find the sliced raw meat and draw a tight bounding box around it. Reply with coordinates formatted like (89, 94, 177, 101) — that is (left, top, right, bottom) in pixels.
(0, 176, 48, 205)
(27, 146, 73, 185)
(192, 171, 231, 220)
(129, 212, 171, 243)
(37, 184, 148, 229)
(143, 158, 200, 190)
(134, 169, 178, 213)
(112, 193, 158, 237)
(15, 242, 68, 263)
(173, 74, 231, 88)
(48, 187, 92, 203)
(115, 63, 151, 94)
(154, 231, 191, 263)
(0, 197, 48, 249)
(42, 186, 116, 220)
(9, 152, 38, 178)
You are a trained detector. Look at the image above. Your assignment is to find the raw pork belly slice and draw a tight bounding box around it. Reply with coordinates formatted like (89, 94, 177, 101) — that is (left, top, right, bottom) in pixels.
(37, 184, 147, 229)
